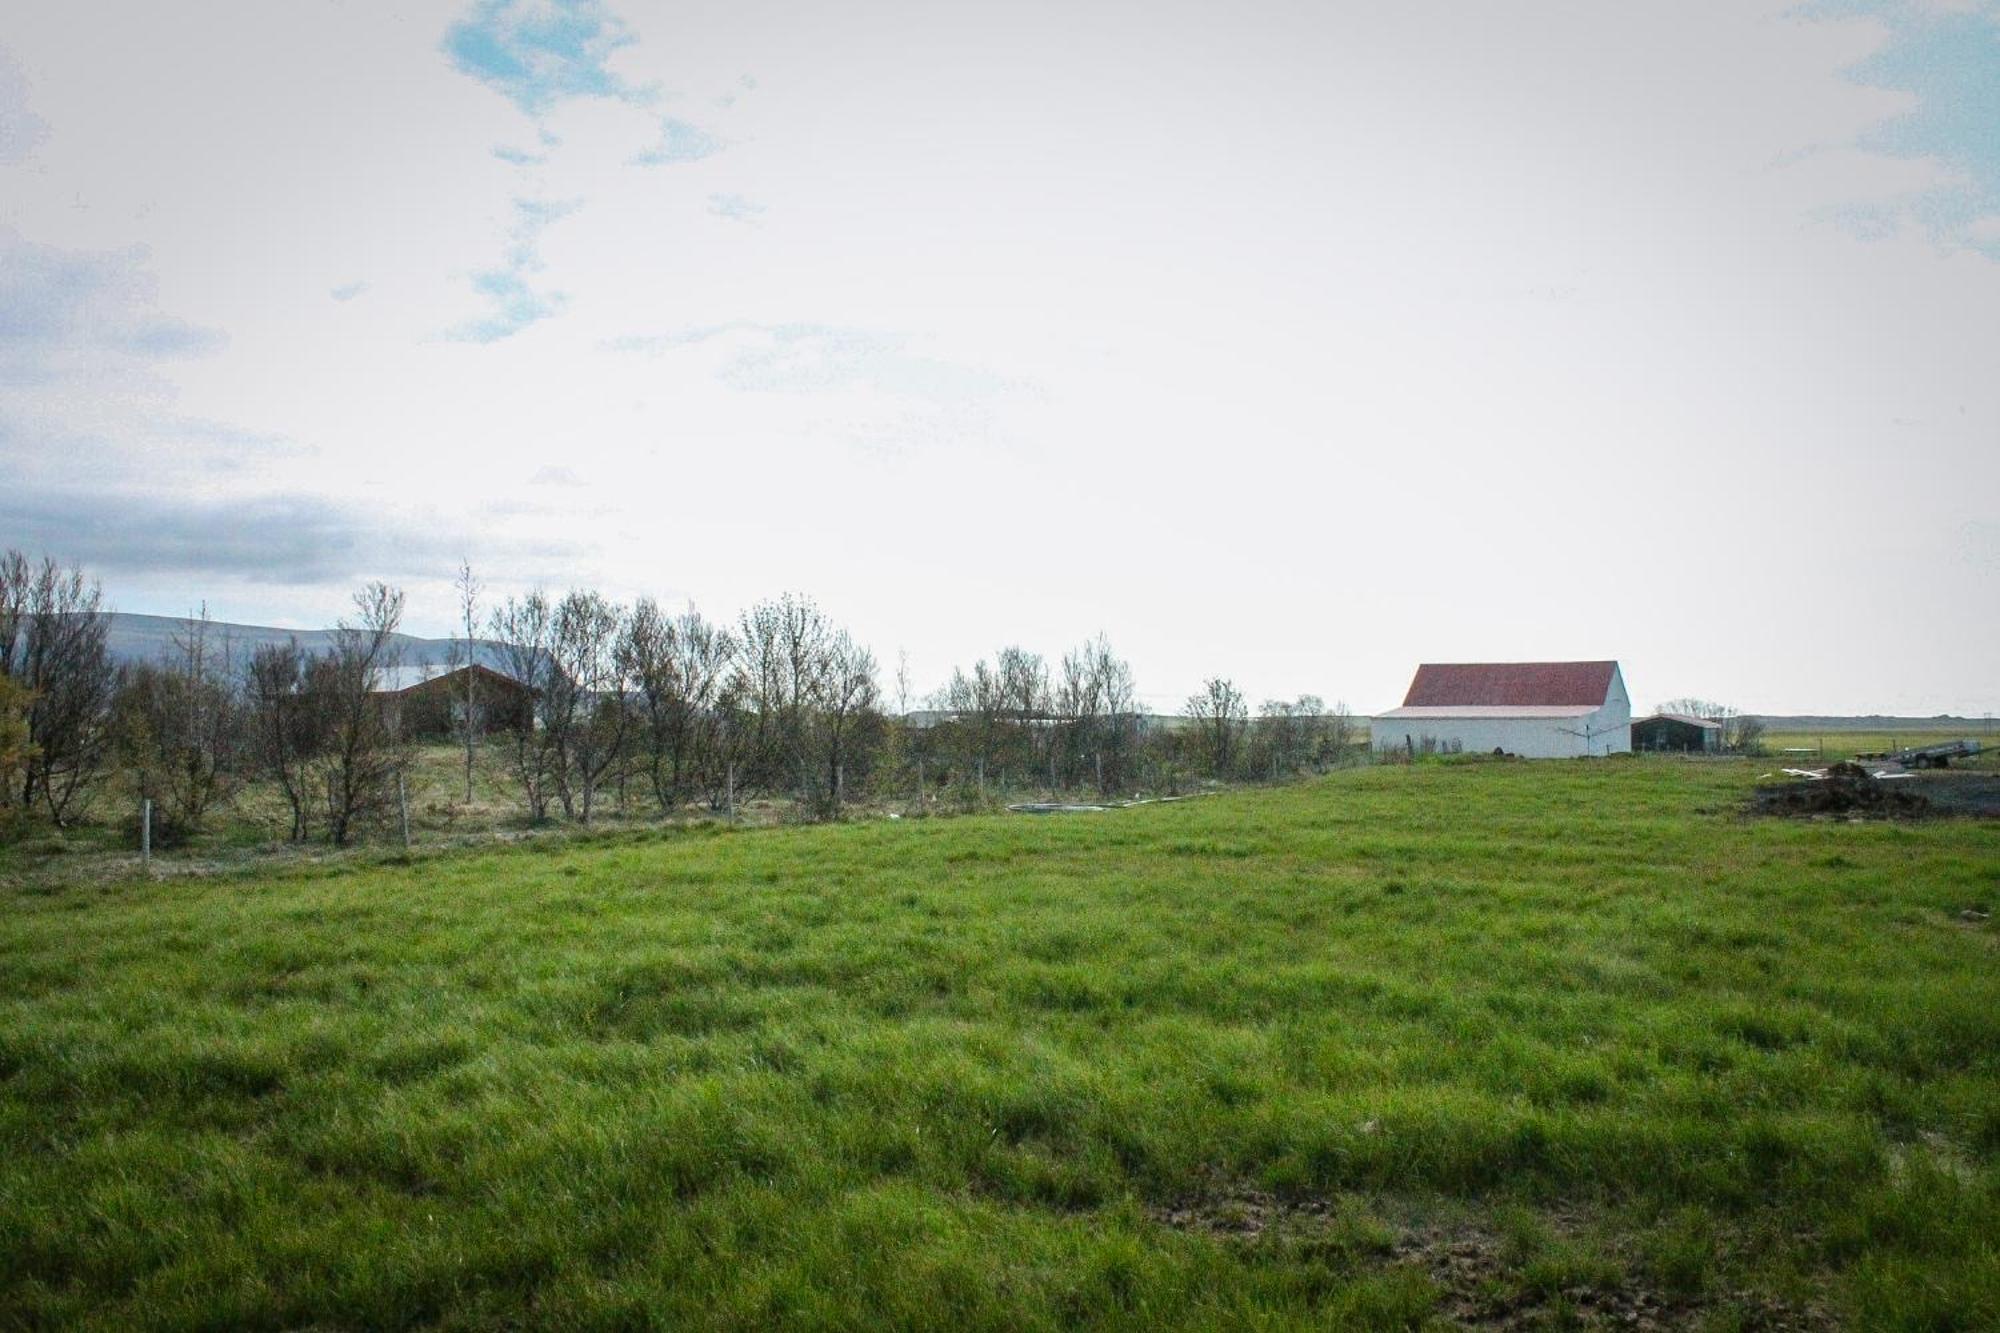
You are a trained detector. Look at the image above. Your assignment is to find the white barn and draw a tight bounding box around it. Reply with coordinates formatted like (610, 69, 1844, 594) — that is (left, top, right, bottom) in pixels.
(1372, 660, 1632, 759)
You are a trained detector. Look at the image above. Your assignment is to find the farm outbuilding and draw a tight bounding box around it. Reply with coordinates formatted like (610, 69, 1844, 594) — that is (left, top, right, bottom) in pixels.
(1372, 660, 1632, 759)
(1631, 712, 1723, 753)
(369, 663, 532, 736)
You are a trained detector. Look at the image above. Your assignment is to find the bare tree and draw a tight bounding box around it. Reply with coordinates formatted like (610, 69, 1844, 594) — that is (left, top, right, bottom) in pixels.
(1184, 676, 1248, 778)
(941, 658, 1008, 800)
(246, 639, 320, 841)
(995, 645, 1049, 786)
(1084, 635, 1139, 794)
(703, 677, 756, 816)
(1323, 700, 1354, 767)
(113, 606, 243, 840)
(808, 629, 880, 817)
(312, 583, 407, 846)
(1053, 634, 1137, 793)
(0, 551, 116, 823)
(1251, 694, 1348, 777)
(624, 600, 737, 813)
(730, 595, 885, 818)
(0, 673, 35, 826)
(1055, 645, 1100, 789)
(734, 594, 830, 800)
(450, 560, 482, 802)
(550, 589, 631, 822)
(490, 590, 563, 822)
(1253, 699, 1302, 778)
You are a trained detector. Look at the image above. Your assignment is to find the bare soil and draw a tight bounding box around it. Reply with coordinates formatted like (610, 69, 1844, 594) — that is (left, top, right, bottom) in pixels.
(1149, 1187, 1832, 1330)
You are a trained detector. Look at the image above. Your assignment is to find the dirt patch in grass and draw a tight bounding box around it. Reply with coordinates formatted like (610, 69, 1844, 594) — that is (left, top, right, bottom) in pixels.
(1391, 1221, 1825, 1331)
(1149, 1186, 1343, 1238)
(1151, 1190, 1833, 1331)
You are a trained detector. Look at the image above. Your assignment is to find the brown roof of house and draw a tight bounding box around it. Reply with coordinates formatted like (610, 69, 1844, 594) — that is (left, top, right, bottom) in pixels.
(1401, 661, 1618, 708)
(369, 662, 531, 696)
(1375, 705, 1599, 720)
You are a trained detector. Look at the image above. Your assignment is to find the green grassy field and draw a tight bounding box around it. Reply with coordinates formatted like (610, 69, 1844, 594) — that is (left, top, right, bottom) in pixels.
(1, 760, 1995, 1329)
(1761, 731, 1997, 763)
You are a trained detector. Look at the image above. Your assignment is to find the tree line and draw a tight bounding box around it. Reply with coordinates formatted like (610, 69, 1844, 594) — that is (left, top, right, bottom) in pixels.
(0, 550, 1357, 849)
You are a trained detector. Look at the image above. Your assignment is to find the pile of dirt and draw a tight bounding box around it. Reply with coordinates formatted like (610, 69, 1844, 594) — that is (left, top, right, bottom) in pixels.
(1751, 763, 1932, 819)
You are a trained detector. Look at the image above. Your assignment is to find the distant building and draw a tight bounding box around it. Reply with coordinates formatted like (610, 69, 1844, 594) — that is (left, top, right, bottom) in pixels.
(369, 663, 532, 736)
(1373, 661, 1633, 758)
(1630, 712, 1723, 753)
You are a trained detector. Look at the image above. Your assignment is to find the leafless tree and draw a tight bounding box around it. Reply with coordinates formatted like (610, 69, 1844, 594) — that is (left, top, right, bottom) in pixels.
(941, 658, 1008, 799)
(1184, 676, 1248, 778)
(0, 550, 116, 823)
(450, 560, 482, 802)
(113, 606, 243, 840)
(1322, 700, 1354, 766)
(808, 629, 880, 816)
(550, 589, 631, 822)
(1253, 699, 1303, 778)
(995, 645, 1051, 788)
(1251, 694, 1350, 777)
(1052, 634, 1138, 793)
(311, 582, 408, 846)
(1084, 636, 1139, 793)
(1054, 646, 1100, 788)
(623, 599, 737, 813)
(703, 677, 756, 816)
(490, 590, 563, 822)
(0, 674, 35, 826)
(734, 593, 829, 799)
(730, 595, 885, 817)
(246, 639, 320, 840)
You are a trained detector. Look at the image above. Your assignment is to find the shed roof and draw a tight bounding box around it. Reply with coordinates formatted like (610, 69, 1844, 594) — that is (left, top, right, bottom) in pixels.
(1401, 661, 1618, 708)
(1642, 712, 1724, 730)
(369, 662, 528, 695)
(370, 664, 449, 693)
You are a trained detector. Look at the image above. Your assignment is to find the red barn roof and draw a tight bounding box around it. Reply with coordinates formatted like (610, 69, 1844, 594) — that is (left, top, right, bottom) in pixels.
(1401, 661, 1618, 708)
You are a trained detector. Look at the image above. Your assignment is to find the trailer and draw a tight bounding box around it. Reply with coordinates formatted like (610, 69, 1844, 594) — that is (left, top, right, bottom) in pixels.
(1855, 739, 1983, 770)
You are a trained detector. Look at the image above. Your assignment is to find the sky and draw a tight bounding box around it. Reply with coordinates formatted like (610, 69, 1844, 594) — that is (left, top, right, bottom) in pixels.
(1, 0, 1996, 716)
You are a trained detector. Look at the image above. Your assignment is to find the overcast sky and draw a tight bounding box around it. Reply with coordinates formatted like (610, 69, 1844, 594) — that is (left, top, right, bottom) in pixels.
(2, 0, 1996, 715)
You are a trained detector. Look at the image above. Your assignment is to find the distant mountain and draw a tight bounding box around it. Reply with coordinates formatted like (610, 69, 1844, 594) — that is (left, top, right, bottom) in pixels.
(100, 612, 512, 674)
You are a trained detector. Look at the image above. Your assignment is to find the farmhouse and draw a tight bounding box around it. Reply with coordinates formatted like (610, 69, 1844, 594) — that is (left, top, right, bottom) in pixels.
(369, 663, 532, 736)
(1631, 712, 1723, 753)
(1373, 660, 1632, 758)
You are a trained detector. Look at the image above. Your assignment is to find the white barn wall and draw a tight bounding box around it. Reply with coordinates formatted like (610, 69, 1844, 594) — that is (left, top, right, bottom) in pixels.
(1371, 666, 1633, 759)
(1371, 714, 1585, 758)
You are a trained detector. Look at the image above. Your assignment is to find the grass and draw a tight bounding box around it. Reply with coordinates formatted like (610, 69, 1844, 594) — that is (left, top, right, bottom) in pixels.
(1762, 729, 1998, 762)
(1, 759, 1995, 1329)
